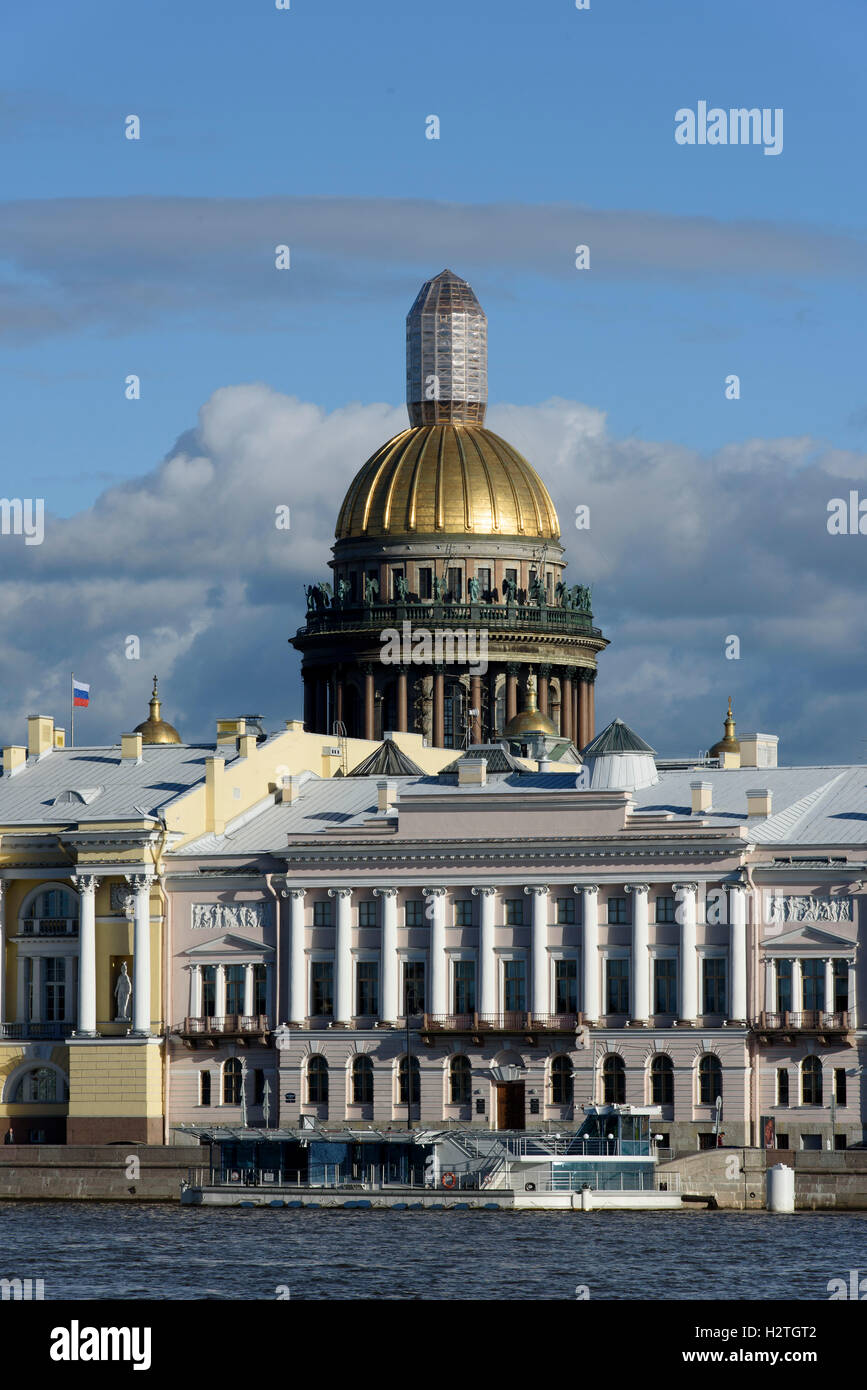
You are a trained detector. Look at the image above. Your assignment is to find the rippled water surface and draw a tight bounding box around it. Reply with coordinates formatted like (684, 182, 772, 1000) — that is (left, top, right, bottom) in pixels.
(1, 1203, 864, 1299)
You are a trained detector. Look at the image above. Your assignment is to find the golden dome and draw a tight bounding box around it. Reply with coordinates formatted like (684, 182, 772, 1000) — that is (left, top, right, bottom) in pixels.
(133, 676, 182, 745)
(504, 673, 557, 738)
(335, 424, 560, 541)
(709, 696, 739, 757)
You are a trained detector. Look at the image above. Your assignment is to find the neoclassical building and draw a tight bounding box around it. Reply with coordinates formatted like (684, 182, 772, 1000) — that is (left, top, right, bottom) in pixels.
(292, 270, 607, 748)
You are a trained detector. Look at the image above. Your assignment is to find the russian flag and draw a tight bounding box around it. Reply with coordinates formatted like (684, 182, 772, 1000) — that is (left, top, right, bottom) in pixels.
(73, 680, 90, 708)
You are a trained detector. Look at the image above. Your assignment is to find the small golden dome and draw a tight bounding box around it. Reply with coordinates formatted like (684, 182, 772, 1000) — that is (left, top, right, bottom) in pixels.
(504, 673, 557, 738)
(335, 424, 560, 541)
(709, 696, 739, 757)
(133, 676, 182, 745)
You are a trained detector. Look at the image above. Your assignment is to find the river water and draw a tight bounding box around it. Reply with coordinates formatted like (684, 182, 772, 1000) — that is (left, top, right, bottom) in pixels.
(1, 1203, 865, 1299)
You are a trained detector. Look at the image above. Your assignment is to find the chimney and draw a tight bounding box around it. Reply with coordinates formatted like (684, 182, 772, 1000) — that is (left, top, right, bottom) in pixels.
(216, 718, 246, 746)
(747, 787, 773, 819)
(54, 727, 66, 748)
(121, 732, 143, 763)
(2, 745, 27, 776)
(278, 774, 305, 804)
(238, 733, 257, 760)
(739, 733, 779, 769)
(27, 715, 55, 757)
(458, 758, 487, 787)
(377, 779, 398, 811)
(690, 780, 712, 814)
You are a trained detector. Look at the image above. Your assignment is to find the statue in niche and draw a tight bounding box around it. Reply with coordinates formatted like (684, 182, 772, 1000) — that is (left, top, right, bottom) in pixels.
(395, 574, 409, 601)
(433, 576, 446, 602)
(114, 962, 132, 1021)
(502, 576, 515, 603)
(467, 575, 480, 603)
(363, 575, 379, 605)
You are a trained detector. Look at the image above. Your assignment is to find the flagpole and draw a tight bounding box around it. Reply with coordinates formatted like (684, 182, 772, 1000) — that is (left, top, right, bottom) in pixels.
(70, 671, 74, 748)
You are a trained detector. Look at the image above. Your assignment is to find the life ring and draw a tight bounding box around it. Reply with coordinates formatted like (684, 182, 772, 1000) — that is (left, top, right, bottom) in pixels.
(524, 1182, 536, 1192)
(441, 1172, 456, 1189)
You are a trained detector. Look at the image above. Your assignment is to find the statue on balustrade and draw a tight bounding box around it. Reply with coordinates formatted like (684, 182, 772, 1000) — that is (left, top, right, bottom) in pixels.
(363, 574, 379, 605)
(467, 575, 480, 602)
(395, 574, 409, 602)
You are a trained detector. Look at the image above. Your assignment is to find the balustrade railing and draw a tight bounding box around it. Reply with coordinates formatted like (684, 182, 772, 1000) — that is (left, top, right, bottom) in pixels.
(756, 1011, 849, 1031)
(423, 1012, 583, 1032)
(0, 1021, 75, 1040)
(179, 1015, 270, 1035)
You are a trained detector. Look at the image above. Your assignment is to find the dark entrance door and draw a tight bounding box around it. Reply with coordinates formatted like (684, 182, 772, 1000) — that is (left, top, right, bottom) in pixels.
(496, 1082, 525, 1131)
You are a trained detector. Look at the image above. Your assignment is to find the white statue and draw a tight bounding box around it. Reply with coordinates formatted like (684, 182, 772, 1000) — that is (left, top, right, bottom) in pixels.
(114, 961, 132, 1021)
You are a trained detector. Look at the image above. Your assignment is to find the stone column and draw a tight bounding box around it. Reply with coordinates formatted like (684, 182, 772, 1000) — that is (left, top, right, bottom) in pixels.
(62, 957, 74, 1023)
(577, 671, 589, 749)
(433, 667, 445, 747)
(470, 675, 482, 745)
(16, 954, 27, 1023)
(626, 884, 650, 1023)
(578, 884, 599, 1021)
(764, 957, 776, 1014)
(561, 669, 574, 742)
(189, 963, 203, 1019)
(334, 675, 344, 730)
(243, 963, 255, 1017)
(487, 668, 499, 739)
(823, 956, 834, 1017)
(127, 873, 154, 1036)
(215, 963, 226, 1018)
(329, 887, 353, 1024)
(674, 882, 698, 1023)
(373, 887, 398, 1024)
(396, 668, 408, 733)
(729, 885, 747, 1022)
(424, 887, 447, 1016)
(587, 670, 596, 742)
(847, 959, 857, 1027)
(30, 956, 42, 1024)
(363, 666, 375, 742)
(525, 885, 549, 1017)
(505, 664, 519, 725)
(472, 886, 497, 1016)
(285, 888, 307, 1025)
(538, 665, 550, 718)
(73, 874, 99, 1036)
(573, 680, 580, 749)
(791, 958, 803, 1015)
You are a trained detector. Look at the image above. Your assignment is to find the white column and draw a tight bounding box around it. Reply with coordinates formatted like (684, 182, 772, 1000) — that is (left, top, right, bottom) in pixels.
(285, 888, 307, 1025)
(579, 885, 599, 1021)
(189, 963, 202, 1018)
(791, 957, 803, 1015)
(472, 887, 497, 1016)
(127, 873, 154, 1035)
(526, 885, 550, 1018)
(424, 888, 447, 1017)
(764, 957, 776, 1014)
(16, 954, 27, 1023)
(373, 888, 398, 1024)
(73, 874, 99, 1036)
(329, 888, 353, 1024)
(847, 959, 857, 1027)
(243, 963, 254, 1017)
(823, 957, 835, 1018)
(674, 882, 698, 1022)
(62, 957, 74, 1023)
(626, 884, 650, 1022)
(215, 964, 226, 1018)
(729, 885, 747, 1022)
(30, 956, 42, 1024)
(0, 881, 5, 1024)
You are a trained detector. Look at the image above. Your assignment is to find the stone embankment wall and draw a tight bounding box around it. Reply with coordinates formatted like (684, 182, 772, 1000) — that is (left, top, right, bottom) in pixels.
(0, 1145, 197, 1200)
(658, 1147, 867, 1210)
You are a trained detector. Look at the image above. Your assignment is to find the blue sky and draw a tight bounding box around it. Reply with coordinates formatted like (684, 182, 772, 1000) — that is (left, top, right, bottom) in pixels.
(1, 0, 866, 759)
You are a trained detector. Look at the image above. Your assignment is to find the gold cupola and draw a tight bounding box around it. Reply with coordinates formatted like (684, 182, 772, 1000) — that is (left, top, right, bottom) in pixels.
(133, 676, 182, 745)
(504, 673, 557, 738)
(709, 697, 740, 760)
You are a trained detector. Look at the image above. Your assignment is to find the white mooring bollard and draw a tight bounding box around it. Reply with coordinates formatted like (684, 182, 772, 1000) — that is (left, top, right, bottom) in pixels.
(766, 1163, 795, 1213)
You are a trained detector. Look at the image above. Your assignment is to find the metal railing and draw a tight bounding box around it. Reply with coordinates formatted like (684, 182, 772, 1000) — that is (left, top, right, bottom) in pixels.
(178, 1015, 270, 1035)
(0, 1021, 75, 1040)
(186, 1165, 428, 1191)
(423, 1012, 583, 1032)
(756, 1011, 849, 1031)
(519, 1171, 681, 1194)
(299, 599, 600, 640)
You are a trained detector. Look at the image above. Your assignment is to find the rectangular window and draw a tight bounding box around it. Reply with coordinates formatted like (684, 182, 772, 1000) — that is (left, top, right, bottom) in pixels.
(554, 959, 578, 1013)
(199, 1071, 211, 1107)
(702, 958, 727, 1014)
(833, 959, 848, 1014)
(654, 958, 677, 1014)
(545, 571, 553, 601)
(202, 965, 216, 1016)
(505, 898, 524, 926)
(834, 1068, 847, 1105)
(607, 896, 628, 925)
(454, 899, 472, 927)
(418, 567, 432, 600)
(503, 960, 527, 1012)
(476, 567, 491, 599)
(447, 568, 462, 601)
(453, 960, 476, 1013)
(801, 958, 824, 1012)
(43, 958, 65, 1022)
(253, 964, 267, 1015)
(776, 959, 792, 1015)
(253, 1069, 265, 1106)
(556, 896, 575, 925)
(776, 1133, 789, 1150)
(349, 571, 358, 601)
(405, 899, 425, 927)
(225, 965, 244, 1016)
(403, 962, 425, 1015)
(356, 961, 379, 1016)
(606, 959, 630, 1013)
(655, 895, 676, 924)
(311, 962, 334, 1017)
(777, 1068, 789, 1106)
(358, 900, 377, 928)
(313, 900, 333, 927)
(504, 567, 518, 597)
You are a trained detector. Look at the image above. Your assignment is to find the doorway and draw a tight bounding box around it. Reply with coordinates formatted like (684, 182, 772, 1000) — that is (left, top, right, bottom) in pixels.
(495, 1082, 526, 1131)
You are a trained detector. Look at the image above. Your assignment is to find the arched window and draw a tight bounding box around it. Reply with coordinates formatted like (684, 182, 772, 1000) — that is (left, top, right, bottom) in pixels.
(223, 1058, 242, 1105)
(398, 1055, 420, 1105)
(602, 1054, 625, 1104)
(12, 1067, 64, 1103)
(698, 1054, 722, 1105)
(801, 1056, 823, 1105)
(551, 1055, 574, 1105)
(352, 1055, 373, 1105)
(307, 1055, 329, 1105)
(650, 1054, 674, 1105)
(21, 885, 77, 935)
(450, 1055, 471, 1105)
(199, 1071, 211, 1107)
